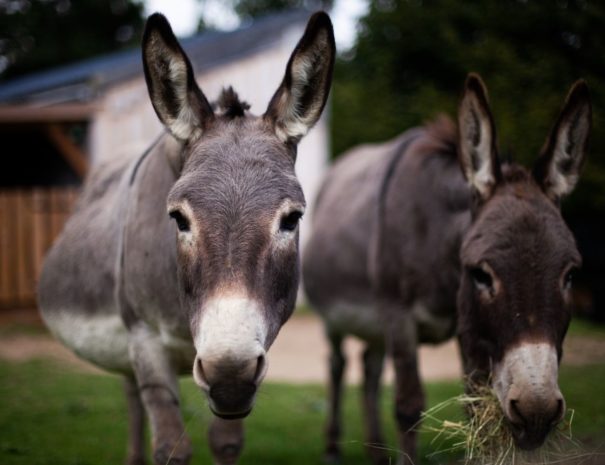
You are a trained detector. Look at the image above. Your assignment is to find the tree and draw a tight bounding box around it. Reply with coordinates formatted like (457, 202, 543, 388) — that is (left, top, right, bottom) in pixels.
(0, 0, 145, 80)
(332, 0, 605, 215)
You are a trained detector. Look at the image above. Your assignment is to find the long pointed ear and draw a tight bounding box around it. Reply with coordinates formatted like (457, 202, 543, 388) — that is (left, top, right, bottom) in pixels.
(533, 80, 591, 202)
(142, 13, 214, 142)
(458, 73, 502, 202)
(264, 11, 335, 146)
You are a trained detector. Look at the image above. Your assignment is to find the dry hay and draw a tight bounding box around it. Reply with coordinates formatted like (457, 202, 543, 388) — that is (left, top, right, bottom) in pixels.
(420, 381, 586, 465)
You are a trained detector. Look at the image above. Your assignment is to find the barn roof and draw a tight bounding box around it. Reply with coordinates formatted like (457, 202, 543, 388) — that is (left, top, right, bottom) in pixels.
(0, 9, 309, 105)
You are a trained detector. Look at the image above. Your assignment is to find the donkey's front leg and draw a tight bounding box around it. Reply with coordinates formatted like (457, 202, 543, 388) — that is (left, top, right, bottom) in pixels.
(129, 324, 192, 465)
(385, 310, 424, 465)
(124, 376, 147, 465)
(208, 417, 244, 465)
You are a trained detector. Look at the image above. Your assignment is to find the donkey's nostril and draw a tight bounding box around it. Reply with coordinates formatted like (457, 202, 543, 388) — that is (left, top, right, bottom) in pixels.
(193, 352, 267, 389)
(509, 399, 526, 426)
(253, 354, 268, 384)
(193, 356, 210, 390)
(550, 397, 565, 426)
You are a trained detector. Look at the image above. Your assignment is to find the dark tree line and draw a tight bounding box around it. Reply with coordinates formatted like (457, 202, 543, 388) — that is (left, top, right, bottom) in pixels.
(0, 0, 145, 80)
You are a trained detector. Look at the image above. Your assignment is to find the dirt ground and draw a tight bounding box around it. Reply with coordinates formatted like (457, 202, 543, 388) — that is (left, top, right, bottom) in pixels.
(1, 309, 605, 384)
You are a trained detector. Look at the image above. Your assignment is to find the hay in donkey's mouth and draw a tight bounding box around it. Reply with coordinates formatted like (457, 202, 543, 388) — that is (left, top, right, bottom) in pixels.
(420, 381, 578, 465)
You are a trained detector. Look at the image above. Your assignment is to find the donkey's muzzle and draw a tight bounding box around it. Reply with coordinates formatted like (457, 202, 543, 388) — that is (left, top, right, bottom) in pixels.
(193, 353, 268, 417)
(492, 342, 565, 451)
(208, 382, 256, 419)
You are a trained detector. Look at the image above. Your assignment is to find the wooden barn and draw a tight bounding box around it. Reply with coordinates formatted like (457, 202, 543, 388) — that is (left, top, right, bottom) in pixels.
(0, 10, 330, 309)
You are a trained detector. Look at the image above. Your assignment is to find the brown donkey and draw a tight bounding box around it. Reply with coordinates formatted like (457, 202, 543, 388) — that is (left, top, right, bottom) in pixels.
(303, 74, 590, 464)
(38, 12, 334, 465)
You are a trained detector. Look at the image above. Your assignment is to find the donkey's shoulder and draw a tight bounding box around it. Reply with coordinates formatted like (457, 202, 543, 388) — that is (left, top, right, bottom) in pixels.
(77, 155, 134, 208)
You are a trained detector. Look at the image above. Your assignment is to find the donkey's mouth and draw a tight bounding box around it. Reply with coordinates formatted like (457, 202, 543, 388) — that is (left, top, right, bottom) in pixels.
(507, 418, 553, 451)
(210, 406, 253, 420)
(205, 381, 257, 420)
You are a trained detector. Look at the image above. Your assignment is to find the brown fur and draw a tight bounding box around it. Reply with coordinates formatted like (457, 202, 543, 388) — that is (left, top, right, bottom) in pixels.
(304, 75, 591, 463)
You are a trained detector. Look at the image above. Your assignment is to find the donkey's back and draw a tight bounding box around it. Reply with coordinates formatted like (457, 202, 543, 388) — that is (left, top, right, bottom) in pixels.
(303, 131, 414, 342)
(303, 122, 461, 343)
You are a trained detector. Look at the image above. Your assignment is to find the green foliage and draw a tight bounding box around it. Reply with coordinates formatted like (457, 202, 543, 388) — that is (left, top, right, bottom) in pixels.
(0, 0, 145, 80)
(332, 0, 605, 214)
(0, 358, 604, 464)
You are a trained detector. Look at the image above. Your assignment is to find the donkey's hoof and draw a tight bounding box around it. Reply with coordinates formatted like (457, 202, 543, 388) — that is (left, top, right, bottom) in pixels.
(211, 443, 242, 465)
(368, 453, 390, 465)
(374, 457, 392, 465)
(366, 446, 390, 465)
(153, 443, 192, 465)
(323, 447, 342, 465)
(125, 457, 146, 465)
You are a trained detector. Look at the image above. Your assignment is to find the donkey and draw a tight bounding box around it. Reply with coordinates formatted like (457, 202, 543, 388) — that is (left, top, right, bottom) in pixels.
(303, 74, 590, 465)
(38, 11, 334, 465)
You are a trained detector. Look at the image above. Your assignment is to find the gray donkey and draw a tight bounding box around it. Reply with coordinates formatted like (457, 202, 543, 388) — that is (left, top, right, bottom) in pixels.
(38, 11, 335, 465)
(303, 75, 590, 465)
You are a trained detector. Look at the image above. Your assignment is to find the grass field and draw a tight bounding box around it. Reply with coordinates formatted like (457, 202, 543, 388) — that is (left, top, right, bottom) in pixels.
(0, 357, 604, 465)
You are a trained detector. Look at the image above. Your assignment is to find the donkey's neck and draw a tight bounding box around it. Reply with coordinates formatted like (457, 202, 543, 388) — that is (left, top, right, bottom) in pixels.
(118, 134, 185, 333)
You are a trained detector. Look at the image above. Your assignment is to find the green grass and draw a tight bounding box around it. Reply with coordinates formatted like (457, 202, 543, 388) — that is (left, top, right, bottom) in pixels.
(0, 322, 49, 338)
(0, 359, 604, 465)
(568, 318, 605, 338)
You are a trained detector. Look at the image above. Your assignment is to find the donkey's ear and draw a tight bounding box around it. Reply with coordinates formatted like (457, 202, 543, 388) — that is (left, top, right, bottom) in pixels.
(458, 73, 502, 202)
(264, 11, 335, 145)
(142, 13, 214, 142)
(533, 80, 591, 202)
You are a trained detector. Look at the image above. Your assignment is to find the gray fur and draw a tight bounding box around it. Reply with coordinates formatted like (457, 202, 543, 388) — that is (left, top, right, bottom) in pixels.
(38, 11, 335, 465)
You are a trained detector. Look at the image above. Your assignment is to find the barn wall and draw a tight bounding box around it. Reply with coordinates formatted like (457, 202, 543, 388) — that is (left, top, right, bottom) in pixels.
(0, 188, 78, 309)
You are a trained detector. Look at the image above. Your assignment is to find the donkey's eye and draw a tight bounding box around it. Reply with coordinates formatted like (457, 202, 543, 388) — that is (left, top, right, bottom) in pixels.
(563, 268, 576, 291)
(169, 210, 190, 233)
(470, 267, 493, 291)
(280, 211, 303, 232)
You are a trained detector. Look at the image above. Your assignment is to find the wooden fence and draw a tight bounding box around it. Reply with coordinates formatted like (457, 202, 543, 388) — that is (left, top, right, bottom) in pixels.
(0, 188, 79, 309)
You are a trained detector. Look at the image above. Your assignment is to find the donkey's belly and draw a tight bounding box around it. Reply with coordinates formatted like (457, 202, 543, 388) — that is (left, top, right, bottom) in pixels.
(413, 301, 456, 344)
(321, 300, 384, 343)
(44, 309, 197, 375)
(43, 308, 132, 374)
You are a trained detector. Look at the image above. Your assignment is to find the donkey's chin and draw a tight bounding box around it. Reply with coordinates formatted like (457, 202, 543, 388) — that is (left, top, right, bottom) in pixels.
(205, 381, 258, 420)
(209, 405, 253, 420)
(508, 421, 552, 451)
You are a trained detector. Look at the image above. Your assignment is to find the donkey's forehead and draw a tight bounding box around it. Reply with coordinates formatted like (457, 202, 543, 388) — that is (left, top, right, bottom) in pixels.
(168, 140, 304, 217)
(461, 182, 579, 266)
(187, 116, 294, 166)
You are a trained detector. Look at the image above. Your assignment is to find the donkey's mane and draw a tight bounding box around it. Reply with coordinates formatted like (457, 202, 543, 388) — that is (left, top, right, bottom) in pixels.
(427, 114, 457, 144)
(501, 163, 532, 183)
(213, 87, 251, 119)
(418, 114, 458, 158)
(423, 115, 533, 186)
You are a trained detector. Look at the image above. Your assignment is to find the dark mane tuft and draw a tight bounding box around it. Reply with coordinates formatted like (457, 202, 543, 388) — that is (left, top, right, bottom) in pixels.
(426, 114, 458, 150)
(501, 163, 531, 184)
(414, 114, 458, 159)
(214, 86, 251, 118)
